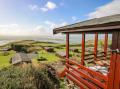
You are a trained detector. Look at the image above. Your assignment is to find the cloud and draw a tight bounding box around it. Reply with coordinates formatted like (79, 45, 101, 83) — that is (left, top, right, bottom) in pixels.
(40, 7, 48, 12)
(29, 1, 57, 12)
(28, 5, 39, 11)
(0, 21, 67, 36)
(0, 24, 25, 36)
(72, 16, 77, 21)
(35, 21, 68, 36)
(32, 25, 50, 36)
(45, 1, 57, 10)
(44, 21, 68, 36)
(39, 21, 67, 36)
(40, 1, 57, 12)
(0, 24, 39, 36)
(88, 0, 120, 18)
(45, 21, 67, 29)
(0, 24, 36, 36)
(0, 24, 18, 28)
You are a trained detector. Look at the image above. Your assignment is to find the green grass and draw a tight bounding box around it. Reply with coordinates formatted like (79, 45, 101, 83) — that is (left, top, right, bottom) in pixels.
(0, 64, 60, 89)
(0, 51, 15, 69)
(0, 39, 112, 68)
(32, 43, 64, 48)
(37, 50, 60, 63)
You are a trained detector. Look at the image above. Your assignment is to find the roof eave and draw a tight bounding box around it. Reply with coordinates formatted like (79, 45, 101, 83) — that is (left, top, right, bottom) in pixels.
(53, 24, 120, 34)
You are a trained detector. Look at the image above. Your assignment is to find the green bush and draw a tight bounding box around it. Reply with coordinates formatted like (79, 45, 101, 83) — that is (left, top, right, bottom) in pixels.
(2, 51, 9, 56)
(37, 57, 47, 61)
(11, 44, 28, 53)
(0, 64, 60, 89)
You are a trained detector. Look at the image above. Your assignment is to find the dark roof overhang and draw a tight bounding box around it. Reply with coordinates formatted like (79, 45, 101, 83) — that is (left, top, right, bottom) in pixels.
(53, 14, 120, 34)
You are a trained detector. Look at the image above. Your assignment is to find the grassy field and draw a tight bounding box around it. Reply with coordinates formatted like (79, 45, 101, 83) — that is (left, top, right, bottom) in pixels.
(0, 40, 112, 69)
(0, 50, 15, 69)
(0, 40, 111, 89)
(37, 50, 60, 63)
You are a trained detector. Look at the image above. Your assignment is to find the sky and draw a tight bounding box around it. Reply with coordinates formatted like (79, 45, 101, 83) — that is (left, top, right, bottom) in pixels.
(0, 0, 120, 37)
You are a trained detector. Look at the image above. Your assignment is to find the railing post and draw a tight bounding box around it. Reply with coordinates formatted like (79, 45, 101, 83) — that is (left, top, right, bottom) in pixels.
(66, 33, 69, 64)
(107, 32, 118, 89)
(104, 33, 108, 58)
(94, 33, 98, 60)
(81, 33, 85, 65)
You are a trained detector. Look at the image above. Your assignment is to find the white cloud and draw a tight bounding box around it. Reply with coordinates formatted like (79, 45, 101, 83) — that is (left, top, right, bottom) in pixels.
(0, 24, 18, 28)
(45, 1, 57, 10)
(88, 0, 120, 18)
(0, 24, 28, 36)
(40, 7, 48, 12)
(28, 5, 39, 11)
(72, 16, 77, 21)
(33, 25, 50, 36)
(44, 21, 68, 36)
(29, 1, 57, 12)
(0, 21, 68, 36)
(0, 24, 46, 36)
(45, 21, 67, 29)
(40, 1, 57, 12)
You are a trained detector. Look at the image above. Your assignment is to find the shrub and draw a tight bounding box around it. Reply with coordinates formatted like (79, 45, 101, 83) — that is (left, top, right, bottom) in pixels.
(37, 57, 47, 61)
(2, 51, 9, 56)
(0, 64, 60, 89)
(11, 44, 28, 53)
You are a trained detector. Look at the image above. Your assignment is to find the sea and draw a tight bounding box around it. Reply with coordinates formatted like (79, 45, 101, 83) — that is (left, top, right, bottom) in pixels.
(0, 34, 112, 46)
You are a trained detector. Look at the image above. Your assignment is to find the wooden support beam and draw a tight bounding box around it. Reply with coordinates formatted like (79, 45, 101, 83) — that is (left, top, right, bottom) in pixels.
(94, 33, 98, 60)
(81, 33, 85, 65)
(113, 32, 120, 89)
(104, 33, 108, 58)
(66, 33, 69, 64)
(107, 32, 119, 89)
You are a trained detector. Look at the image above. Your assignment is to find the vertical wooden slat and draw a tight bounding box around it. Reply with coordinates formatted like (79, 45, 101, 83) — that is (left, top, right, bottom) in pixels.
(104, 33, 108, 58)
(113, 55, 120, 89)
(81, 33, 85, 65)
(113, 32, 120, 89)
(111, 32, 119, 50)
(66, 33, 69, 65)
(94, 33, 98, 60)
(107, 32, 118, 89)
(107, 53, 117, 89)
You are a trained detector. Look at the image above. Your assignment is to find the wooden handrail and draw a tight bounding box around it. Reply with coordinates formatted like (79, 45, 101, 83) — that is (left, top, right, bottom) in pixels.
(66, 68, 98, 89)
(66, 74, 86, 89)
(68, 59, 108, 81)
(66, 63, 106, 88)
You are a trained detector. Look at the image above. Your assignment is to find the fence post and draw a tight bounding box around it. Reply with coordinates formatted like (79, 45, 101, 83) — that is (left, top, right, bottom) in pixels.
(104, 33, 108, 58)
(66, 33, 69, 64)
(81, 33, 85, 65)
(94, 33, 98, 60)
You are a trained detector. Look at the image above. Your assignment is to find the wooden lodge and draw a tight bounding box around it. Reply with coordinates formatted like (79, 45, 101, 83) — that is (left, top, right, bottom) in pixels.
(53, 14, 120, 89)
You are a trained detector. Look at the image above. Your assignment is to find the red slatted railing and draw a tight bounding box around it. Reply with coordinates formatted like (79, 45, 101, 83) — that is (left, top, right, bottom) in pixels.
(66, 68, 98, 89)
(68, 59, 108, 81)
(66, 59, 108, 89)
